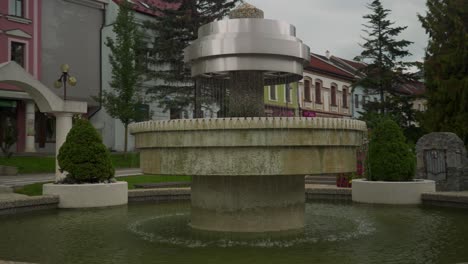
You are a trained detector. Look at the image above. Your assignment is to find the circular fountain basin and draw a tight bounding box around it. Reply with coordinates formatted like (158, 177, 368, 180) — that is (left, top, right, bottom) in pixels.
(130, 117, 367, 233)
(1, 201, 468, 264)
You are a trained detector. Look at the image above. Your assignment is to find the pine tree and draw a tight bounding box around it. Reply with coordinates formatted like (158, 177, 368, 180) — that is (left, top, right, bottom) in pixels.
(418, 0, 468, 145)
(355, 0, 415, 114)
(144, 0, 240, 118)
(102, 1, 143, 152)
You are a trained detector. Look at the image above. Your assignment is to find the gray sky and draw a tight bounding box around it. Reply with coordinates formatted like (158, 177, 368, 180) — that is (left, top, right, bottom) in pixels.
(247, 0, 429, 62)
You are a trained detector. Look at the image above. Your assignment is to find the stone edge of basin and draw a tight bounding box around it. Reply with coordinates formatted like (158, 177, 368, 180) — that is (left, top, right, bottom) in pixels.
(422, 192, 468, 209)
(3, 188, 468, 214)
(129, 117, 367, 133)
(0, 260, 37, 264)
(0, 195, 59, 215)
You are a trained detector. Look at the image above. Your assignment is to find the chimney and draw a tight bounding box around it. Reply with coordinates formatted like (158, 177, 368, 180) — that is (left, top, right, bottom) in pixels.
(325, 50, 331, 59)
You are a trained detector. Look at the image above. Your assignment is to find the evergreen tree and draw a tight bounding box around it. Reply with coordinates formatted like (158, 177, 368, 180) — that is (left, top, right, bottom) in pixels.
(102, 1, 143, 152)
(418, 0, 468, 145)
(355, 0, 415, 114)
(58, 119, 114, 184)
(144, 0, 240, 118)
(367, 118, 416, 181)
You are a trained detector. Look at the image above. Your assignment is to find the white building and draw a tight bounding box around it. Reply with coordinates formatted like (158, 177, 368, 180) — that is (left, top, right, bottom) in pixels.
(91, 0, 175, 151)
(297, 53, 354, 118)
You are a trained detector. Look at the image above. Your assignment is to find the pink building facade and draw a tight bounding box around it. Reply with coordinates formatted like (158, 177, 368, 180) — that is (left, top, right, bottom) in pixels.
(0, 0, 41, 152)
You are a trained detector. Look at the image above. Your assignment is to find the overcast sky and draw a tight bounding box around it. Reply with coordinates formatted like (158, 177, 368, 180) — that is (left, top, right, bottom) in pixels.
(247, 0, 429, 62)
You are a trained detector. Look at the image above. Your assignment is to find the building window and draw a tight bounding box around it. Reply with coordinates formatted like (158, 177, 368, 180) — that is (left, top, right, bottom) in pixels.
(342, 88, 348, 108)
(304, 80, 311, 102)
(170, 108, 182, 120)
(285, 83, 291, 103)
(135, 104, 150, 122)
(331, 84, 337, 106)
(10, 42, 25, 67)
(269, 85, 277, 101)
(9, 0, 24, 17)
(363, 96, 368, 106)
(355, 94, 359, 108)
(315, 81, 322, 104)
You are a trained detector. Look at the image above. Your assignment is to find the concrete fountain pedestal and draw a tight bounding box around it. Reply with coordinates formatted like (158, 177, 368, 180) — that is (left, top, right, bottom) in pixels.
(130, 117, 366, 233)
(131, 3, 367, 233)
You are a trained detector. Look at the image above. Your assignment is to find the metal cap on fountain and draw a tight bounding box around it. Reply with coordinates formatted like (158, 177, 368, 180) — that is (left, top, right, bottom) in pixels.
(184, 3, 310, 117)
(184, 3, 310, 85)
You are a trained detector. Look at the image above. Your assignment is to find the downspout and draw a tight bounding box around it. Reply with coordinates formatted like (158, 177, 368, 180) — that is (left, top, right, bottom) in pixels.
(296, 81, 301, 117)
(88, 6, 106, 119)
(351, 86, 355, 118)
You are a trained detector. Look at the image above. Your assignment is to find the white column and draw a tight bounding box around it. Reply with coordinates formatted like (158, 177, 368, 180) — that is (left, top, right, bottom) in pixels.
(54, 113, 73, 182)
(24, 101, 36, 152)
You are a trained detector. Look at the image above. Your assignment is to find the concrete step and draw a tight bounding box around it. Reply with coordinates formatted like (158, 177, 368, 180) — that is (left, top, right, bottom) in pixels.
(305, 180, 336, 185)
(305, 175, 336, 186)
(0, 185, 13, 193)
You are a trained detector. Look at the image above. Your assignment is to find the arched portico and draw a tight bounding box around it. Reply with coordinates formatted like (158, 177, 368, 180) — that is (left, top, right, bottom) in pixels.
(0, 61, 87, 181)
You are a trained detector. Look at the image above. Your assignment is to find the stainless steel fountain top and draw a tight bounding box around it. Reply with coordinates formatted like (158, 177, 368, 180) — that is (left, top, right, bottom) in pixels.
(184, 3, 310, 85)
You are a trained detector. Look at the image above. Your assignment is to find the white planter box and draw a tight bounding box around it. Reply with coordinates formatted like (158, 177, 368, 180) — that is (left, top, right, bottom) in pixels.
(43, 182, 128, 208)
(352, 179, 436, 205)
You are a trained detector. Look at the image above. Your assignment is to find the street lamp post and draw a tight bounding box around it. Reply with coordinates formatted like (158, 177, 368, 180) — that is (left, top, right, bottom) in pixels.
(54, 64, 77, 100)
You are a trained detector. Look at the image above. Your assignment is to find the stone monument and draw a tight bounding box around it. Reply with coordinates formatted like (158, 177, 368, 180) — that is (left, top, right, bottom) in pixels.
(416, 132, 468, 191)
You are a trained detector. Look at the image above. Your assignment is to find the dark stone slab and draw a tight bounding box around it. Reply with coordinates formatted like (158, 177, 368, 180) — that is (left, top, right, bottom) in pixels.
(128, 188, 190, 202)
(134, 182, 191, 189)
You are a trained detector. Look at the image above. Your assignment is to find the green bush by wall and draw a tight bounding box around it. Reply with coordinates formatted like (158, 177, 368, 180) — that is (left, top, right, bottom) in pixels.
(58, 119, 115, 183)
(367, 118, 416, 181)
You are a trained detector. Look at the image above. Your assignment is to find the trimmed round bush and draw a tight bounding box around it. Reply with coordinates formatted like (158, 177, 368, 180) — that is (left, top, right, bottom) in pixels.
(58, 119, 115, 183)
(367, 118, 415, 181)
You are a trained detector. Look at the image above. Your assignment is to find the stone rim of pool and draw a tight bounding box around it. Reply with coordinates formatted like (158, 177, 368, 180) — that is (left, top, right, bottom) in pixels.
(130, 117, 367, 233)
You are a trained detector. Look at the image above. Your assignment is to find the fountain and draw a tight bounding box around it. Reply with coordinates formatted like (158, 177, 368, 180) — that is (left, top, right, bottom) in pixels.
(2, 5, 468, 264)
(130, 3, 367, 233)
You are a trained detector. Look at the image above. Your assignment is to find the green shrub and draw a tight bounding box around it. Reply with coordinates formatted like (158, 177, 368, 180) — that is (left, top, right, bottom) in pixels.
(0, 120, 17, 158)
(57, 119, 114, 183)
(366, 118, 415, 181)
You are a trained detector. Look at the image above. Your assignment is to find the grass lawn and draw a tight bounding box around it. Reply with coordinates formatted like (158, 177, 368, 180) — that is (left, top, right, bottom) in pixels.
(14, 174, 191, 196)
(0, 152, 140, 174)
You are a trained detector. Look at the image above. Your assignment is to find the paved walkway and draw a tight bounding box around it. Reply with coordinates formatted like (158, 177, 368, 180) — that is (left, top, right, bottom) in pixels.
(0, 168, 142, 187)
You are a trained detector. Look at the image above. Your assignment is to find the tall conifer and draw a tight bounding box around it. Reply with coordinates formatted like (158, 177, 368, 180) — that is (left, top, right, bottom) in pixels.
(418, 0, 468, 145)
(355, 0, 415, 114)
(145, 0, 240, 118)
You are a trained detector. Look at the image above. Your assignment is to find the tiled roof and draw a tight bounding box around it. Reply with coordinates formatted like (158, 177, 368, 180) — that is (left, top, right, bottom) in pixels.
(394, 81, 426, 96)
(113, 0, 180, 16)
(312, 52, 426, 96)
(305, 53, 355, 81)
(337, 57, 366, 70)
